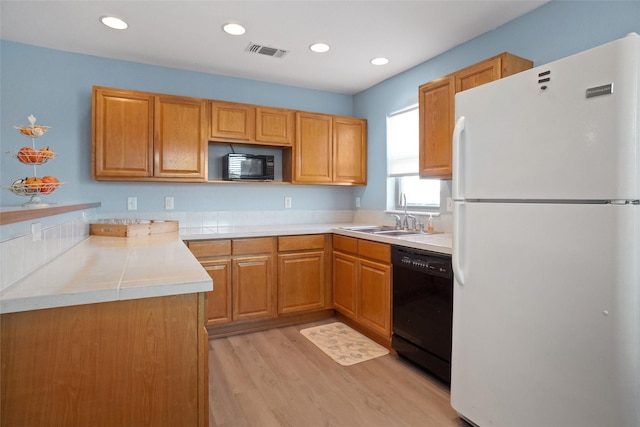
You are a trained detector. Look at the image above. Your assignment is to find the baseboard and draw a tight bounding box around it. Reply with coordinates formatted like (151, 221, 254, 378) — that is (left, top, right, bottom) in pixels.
(206, 309, 335, 339)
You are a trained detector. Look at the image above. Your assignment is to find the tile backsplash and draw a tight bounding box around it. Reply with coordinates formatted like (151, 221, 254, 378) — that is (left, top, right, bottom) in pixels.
(91, 209, 355, 229)
(1, 211, 90, 291)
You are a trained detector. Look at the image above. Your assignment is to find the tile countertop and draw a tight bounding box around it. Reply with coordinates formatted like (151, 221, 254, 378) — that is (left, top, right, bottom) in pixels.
(181, 223, 453, 255)
(0, 232, 212, 314)
(1, 223, 451, 315)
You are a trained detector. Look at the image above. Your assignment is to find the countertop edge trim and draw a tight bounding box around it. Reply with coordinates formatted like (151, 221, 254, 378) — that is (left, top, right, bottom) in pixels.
(0, 202, 102, 225)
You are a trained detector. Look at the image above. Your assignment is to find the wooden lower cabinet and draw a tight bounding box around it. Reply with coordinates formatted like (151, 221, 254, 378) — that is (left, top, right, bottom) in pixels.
(277, 234, 331, 315)
(232, 239, 277, 321)
(187, 239, 233, 325)
(187, 237, 276, 324)
(333, 235, 392, 344)
(0, 293, 208, 427)
(357, 258, 392, 337)
(333, 250, 358, 318)
(187, 235, 331, 337)
(232, 254, 272, 319)
(201, 259, 232, 324)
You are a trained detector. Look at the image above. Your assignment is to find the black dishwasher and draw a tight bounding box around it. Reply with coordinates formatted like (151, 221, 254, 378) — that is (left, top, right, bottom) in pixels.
(392, 246, 453, 384)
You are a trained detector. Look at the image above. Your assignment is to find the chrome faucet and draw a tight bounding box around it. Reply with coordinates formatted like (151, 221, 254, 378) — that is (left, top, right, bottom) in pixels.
(400, 193, 417, 230)
(389, 214, 402, 229)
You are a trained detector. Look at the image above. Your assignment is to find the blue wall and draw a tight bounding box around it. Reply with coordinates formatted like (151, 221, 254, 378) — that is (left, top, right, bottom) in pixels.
(0, 42, 355, 212)
(2, 1, 639, 214)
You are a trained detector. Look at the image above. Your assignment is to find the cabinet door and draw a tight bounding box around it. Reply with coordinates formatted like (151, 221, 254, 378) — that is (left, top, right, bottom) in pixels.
(201, 259, 232, 325)
(256, 107, 295, 146)
(278, 251, 326, 314)
(92, 87, 154, 178)
(154, 95, 207, 179)
(454, 57, 502, 93)
(333, 117, 367, 184)
(294, 112, 333, 183)
(210, 101, 255, 141)
(454, 53, 533, 93)
(357, 258, 391, 338)
(333, 251, 358, 319)
(232, 254, 275, 321)
(418, 76, 455, 179)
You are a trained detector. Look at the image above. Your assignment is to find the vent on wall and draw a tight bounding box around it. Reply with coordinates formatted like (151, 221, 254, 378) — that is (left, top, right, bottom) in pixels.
(245, 42, 289, 58)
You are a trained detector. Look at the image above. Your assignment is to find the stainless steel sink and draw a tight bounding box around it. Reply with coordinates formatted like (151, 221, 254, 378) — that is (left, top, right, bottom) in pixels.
(339, 226, 424, 236)
(372, 229, 423, 236)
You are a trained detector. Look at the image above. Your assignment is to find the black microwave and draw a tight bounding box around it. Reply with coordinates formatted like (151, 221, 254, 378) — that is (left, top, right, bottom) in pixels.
(222, 153, 275, 181)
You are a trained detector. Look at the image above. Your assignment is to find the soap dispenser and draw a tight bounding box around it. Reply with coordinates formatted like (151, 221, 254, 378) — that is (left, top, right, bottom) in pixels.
(426, 213, 435, 234)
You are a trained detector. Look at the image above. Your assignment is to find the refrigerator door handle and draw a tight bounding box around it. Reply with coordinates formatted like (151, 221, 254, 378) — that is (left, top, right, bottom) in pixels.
(452, 116, 466, 200)
(452, 201, 465, 285)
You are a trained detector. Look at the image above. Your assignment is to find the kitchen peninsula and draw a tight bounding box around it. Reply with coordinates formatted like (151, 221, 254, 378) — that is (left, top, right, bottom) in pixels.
(0, 231, 212, 427)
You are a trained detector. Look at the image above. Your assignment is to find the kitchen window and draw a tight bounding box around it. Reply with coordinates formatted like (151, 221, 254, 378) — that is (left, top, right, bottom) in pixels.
(387, 105, 440, 210)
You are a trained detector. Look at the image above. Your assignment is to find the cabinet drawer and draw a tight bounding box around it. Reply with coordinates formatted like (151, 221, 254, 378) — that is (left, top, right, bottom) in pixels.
(278, 234, 325, 252)
(333, 235, 358, 254)
(358, 240, 390, 264)
(187, 239, 231, 258)
(232, 237, 275, 255)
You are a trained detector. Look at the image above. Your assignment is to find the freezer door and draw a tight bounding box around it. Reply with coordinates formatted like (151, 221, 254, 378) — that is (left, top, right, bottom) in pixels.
(454, 34, 640, 201)
(451, 202, 639, 427)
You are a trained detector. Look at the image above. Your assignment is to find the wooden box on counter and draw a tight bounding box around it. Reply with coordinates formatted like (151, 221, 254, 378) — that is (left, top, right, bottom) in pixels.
(90, 220, 178, 237)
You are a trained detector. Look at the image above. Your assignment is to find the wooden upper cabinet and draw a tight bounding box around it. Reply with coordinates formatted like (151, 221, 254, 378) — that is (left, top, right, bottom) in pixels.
(154, 95, 208, 179)
(419, 52, 532, 179)
(93, 87, 154, 178)
(419, 76, 456, 179)
(294, 112, 333, 183)
(210, 101, 295, 147)
(92, 86, 207, 181)
(94, 86, 367, 185)
(455, 53, 534, 93)
(209, 101, 255, 141)
(333, 117, 367, 184)
(256, 107, 295, 146)
(294, 112, 367, 185)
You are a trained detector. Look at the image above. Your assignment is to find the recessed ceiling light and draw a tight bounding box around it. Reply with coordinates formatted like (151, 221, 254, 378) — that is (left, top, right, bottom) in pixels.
(100, 15, 128, 30)
(223, 23, 246, 36)
(310, 43, 330, 53)
(370, 57, 389, 66)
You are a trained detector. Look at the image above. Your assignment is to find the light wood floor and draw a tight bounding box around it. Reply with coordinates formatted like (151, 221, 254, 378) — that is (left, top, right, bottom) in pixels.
(208, 319, 470, 427)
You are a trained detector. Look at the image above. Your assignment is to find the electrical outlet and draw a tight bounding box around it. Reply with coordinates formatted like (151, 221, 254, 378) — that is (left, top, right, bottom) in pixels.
(165, 196, 174, 210)
(127, 197, 137, 211)
(284, 196, 292, 209)
(355, 197, 361, 208)
(447, 197, 453, 212)
(31, 222, 42, 242)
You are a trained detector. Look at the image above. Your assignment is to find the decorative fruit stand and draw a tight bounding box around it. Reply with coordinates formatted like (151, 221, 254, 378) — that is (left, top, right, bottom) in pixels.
(3, 115, 62, 207)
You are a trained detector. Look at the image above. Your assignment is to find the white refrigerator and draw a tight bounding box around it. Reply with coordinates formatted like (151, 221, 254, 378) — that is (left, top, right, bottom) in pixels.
(451, 33, 640, 427)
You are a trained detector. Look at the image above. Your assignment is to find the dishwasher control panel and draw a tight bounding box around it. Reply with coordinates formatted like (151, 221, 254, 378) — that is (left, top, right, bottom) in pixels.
(392, 246, 452, 279)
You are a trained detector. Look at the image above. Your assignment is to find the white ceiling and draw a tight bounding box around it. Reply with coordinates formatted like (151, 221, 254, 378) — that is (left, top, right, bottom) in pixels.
(0, 0, 549, 95)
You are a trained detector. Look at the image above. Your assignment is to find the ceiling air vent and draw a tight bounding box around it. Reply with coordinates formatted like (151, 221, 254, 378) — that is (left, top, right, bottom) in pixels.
(245, 42, 289, 58)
